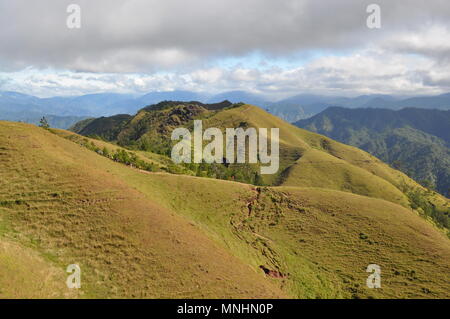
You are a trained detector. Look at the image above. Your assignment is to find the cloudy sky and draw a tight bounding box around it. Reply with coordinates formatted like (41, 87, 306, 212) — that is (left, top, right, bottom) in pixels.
(1, 0, 450, 99)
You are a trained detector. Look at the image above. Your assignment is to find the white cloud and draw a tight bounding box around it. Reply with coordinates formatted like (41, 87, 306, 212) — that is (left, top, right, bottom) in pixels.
(2, 48, 449, 98)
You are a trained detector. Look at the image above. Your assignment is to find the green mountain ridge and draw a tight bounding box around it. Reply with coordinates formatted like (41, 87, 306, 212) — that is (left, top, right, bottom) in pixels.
(295, 107, 450, 198)
(71, 101, 450, 230)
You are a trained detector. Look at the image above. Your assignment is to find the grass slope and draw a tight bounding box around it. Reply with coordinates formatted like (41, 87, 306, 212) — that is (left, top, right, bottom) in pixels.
(70, 102, 450, 232)
(0, 121, 284, 298)
(0, 239, 76, 298)
(206, 105, 439, 206)
(1, 121, 449, 298)
(295, 107, 450, 197)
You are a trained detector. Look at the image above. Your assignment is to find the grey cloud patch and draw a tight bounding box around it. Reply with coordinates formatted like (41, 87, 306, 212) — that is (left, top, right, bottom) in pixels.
(1, 0, 450, 72)
(422, 70, 450, 88)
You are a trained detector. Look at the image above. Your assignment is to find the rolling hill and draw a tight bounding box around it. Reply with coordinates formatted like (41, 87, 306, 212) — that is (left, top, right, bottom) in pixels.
(295, 107, 450, 198)
(1, 103, 449, 298)
(71, 101, 447, 206)
(71, 102, 450, 229)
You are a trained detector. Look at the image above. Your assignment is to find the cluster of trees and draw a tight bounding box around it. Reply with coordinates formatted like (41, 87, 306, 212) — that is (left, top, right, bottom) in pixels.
(407, 187, 450, 232)
(79, 138, 158, 172)
(183, 162, 265, 185)
(129, 135, 265, 185)
(83, 136, 265, 184)
(110, 149, 158, 172)
(135, 137, 172, 157)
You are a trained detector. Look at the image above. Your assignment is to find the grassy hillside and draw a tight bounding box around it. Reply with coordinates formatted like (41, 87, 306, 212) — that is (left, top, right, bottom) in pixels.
(1, 118, 449, 298)
(52, 128, 191, 175)
(0, 239, 77, 298)
(0, 121, 285, 298)
(295, 107, 450, 198)
(70, 102, 450, 231)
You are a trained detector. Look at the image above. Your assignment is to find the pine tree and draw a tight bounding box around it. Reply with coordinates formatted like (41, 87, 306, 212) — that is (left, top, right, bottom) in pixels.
(39, 117, 50, 129)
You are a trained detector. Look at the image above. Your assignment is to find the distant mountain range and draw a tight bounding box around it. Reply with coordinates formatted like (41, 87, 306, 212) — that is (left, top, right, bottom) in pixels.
(2, 90, 450, 128)
(267, 93, 450, 122)
(295, 107, 450, 197)
(0, 90, 265, 128)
